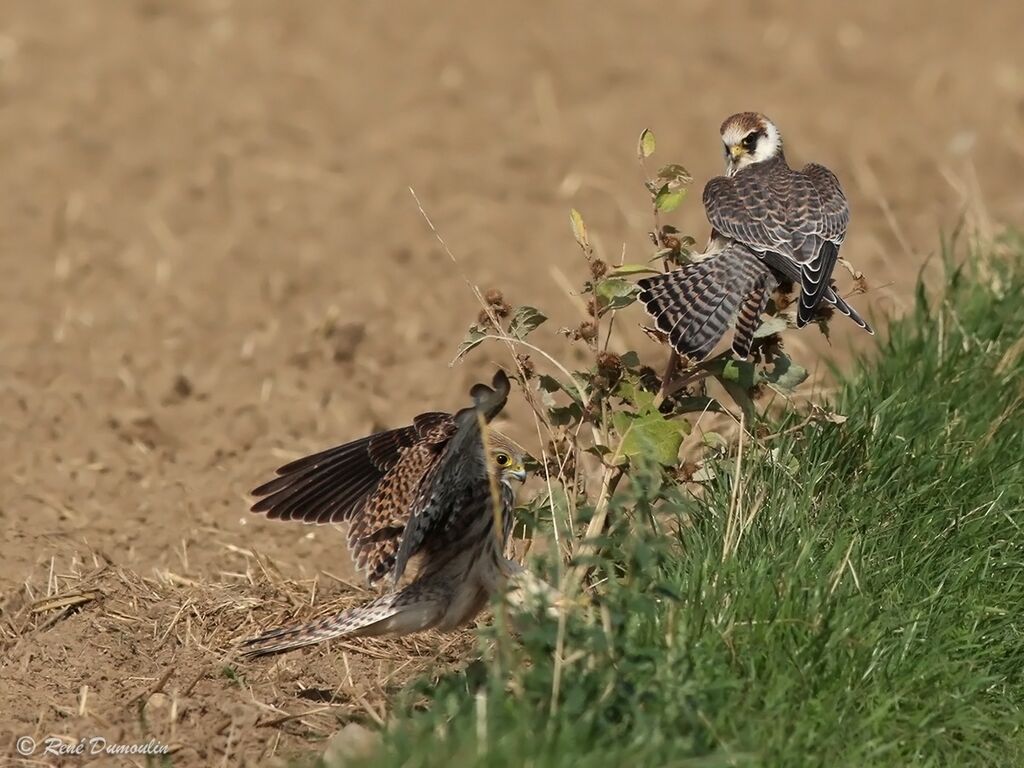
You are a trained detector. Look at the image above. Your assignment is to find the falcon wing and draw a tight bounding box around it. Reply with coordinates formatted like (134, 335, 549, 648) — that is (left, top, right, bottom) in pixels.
(249, 412, 450, 525)
(796, 163, 849, 326)
(391, 370, 511, 585)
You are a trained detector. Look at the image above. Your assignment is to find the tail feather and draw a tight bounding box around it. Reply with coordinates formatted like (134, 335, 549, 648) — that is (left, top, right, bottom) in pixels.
(241, 584, 449, 657)
(731, 277, 775, 360)
(638, 265, 737, 360)
(637, 244, 777, 361)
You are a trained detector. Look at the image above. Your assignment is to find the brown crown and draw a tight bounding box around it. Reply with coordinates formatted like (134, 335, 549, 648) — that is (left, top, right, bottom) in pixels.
(720, 111, 768, 135)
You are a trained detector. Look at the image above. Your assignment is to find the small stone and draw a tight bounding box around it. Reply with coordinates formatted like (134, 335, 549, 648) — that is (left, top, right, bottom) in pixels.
(172, 374, 193, 399)
(331, 322, 366, 363)
(322, 723, 379, 766)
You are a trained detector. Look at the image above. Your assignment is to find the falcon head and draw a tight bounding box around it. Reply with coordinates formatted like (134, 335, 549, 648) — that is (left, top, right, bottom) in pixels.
(720, 112, 782, 174)
(488, 432, 528, 485)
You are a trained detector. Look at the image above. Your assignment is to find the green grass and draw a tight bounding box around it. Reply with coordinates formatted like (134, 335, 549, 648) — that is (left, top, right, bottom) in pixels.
(348, 247, 1024, 768)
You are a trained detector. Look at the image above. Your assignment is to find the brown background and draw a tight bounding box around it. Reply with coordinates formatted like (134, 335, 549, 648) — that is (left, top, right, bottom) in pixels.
(2, 1, 1023, 764)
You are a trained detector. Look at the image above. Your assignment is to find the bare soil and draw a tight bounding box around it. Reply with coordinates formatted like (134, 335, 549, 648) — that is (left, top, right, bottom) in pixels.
(2, 1, 1023, 765)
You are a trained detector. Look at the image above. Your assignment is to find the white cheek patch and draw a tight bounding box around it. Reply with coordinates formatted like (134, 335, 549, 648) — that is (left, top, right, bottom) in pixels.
(754, 123, 782, 161)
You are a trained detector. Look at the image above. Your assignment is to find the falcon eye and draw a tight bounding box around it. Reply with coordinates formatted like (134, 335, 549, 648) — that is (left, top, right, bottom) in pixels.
(494, 453, 511, 467)
(741, 131, 761, 150)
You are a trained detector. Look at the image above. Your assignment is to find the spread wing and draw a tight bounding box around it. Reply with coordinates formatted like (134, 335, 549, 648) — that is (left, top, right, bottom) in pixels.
(391, 370, 511, 585)
(703, 160, 850, 327)
(249, 412, 451, 526)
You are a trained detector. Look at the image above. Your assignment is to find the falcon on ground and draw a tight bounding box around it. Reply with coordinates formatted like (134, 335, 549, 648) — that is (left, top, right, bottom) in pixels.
(241, 370, 528, 656)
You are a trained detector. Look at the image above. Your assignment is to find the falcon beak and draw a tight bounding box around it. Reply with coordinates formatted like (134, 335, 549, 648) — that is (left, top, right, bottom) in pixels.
(508, 465, 527, 484)
(729, 144, 745, 160)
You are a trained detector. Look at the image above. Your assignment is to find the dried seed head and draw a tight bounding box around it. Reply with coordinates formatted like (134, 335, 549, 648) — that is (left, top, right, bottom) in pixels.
(483, 288, 511, 318)
(578, 320, 598, 342)
(589, 259, 608, 279)
(516, 353, 535, 380)
(596, 351, 621, 374)
(544, 436, 576, 480)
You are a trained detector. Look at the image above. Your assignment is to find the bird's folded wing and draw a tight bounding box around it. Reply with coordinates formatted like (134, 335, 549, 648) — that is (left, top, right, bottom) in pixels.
(802, 163, 850, 242)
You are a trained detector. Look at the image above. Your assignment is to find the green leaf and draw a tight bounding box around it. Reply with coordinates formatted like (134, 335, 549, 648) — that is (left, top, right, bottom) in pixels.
(619, 351, 641, 368)
(615, 378, 656, 413)
(759, 354, 808, 393)
(537, 374, 562, 393)
(702, 432, 729, 450)
(595, 278, 638, 313)
(507, 305, 547, 340)
(537, 373, 583, 405)
(612, 410, 685, 466)
(718, 359, 757, 389)
(753, 316, 789, 339)
(569, 208, 589, 249)
(712, 359, 758, 422)
(609, 263, 661, 277)
(654, 186, 686, 213)
(656, 163, 693, 185)
(638, 128, 656, 159)
(452, 324, 488, 364)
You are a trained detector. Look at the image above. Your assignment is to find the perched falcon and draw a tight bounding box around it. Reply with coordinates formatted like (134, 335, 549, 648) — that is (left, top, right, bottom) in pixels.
(638, 111, 873, 361)
(241, 370, 528, 656)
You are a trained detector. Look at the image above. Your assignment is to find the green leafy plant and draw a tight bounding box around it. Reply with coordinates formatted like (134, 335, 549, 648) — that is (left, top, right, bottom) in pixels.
(347, 242, 1024, 768)
(452, 128, 854, 582)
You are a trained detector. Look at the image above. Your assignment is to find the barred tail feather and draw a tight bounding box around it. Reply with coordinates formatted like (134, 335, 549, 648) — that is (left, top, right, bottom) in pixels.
(731, 279, 774, 360)
(241, 585, 448, 657)
(638, 263, 738, 361)
(637, 244, 777, 361)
